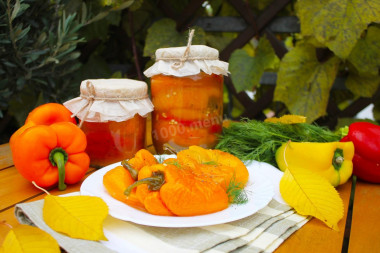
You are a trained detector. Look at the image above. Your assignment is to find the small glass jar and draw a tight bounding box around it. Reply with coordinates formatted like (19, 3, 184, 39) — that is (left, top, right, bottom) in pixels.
(64, 79, 154, 168)
(144, 45, 229, 153)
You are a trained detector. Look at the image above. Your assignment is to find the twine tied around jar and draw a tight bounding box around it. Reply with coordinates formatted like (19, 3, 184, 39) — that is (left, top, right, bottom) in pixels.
(71, 81, 148, 128)
(154, 29, 219, 70)
(171, 29, 195, 70)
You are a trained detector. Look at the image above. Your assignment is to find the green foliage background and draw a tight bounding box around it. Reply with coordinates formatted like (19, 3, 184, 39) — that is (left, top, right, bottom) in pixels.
(1, 0, 379, 143)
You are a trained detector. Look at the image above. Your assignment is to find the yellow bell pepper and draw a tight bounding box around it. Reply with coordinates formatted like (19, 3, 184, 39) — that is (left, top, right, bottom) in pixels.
(275, 141, 355, 187)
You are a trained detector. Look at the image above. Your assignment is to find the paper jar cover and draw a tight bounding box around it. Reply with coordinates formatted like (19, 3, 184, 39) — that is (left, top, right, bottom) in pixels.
(64, 79, 154, 122)
(143, 45, 229, 77)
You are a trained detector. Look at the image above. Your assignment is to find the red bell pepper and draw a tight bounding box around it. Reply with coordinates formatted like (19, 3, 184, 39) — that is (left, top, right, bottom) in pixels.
(340, 122, 380, 183)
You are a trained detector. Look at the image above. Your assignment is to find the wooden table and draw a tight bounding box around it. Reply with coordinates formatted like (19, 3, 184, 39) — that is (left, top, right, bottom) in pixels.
(1, 140, 380, 252)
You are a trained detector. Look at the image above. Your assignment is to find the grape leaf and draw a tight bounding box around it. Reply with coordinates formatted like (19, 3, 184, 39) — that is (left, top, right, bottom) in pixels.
(274, 43, 340, 123)
(0, 224, 60, 252)
(229, 36, 279, 93)
(296, 0, 380, 59)
(206, 33, 235, 52)
(373, 99, 380, 121)
(143, 18, 206, 57)
(43, 195, 108, 241)
(345, 72, 380, 98)
(280, 167, 344, 230)
(348, 26, 380, 76)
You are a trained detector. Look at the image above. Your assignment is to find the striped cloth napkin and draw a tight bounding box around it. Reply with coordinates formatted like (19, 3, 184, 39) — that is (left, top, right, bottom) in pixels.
(14, 162, 310, 253)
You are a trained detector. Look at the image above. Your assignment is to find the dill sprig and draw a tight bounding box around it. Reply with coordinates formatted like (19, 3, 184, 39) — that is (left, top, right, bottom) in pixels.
(216, 119, 340, 167)
(164, 159, 182, 168)
(227, 177, 248, 205)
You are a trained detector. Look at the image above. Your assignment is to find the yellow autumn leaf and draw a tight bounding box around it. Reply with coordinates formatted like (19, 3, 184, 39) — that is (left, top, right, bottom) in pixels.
(43, 195, 108, 241)
(0, 224, 59, 253)
(264, 114, 307, 124)
(280, 167, 344, 230)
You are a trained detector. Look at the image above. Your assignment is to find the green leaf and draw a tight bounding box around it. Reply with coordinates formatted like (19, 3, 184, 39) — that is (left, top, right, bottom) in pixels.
(348, 26, 380, 76)
(143, 18, 206, 57)
(8, 86, 38, 125)
(206, 33, 234, 52)
(86, 0, 134, 25)
(345, 72, 380, 98)
(296, 0, 380, 59)
(229, 36, 279, 93)
(373, 99, 380, 121)
(10, 0, 20, 22)
(15, 26, 30, 42)
(274, 43, 341, 123)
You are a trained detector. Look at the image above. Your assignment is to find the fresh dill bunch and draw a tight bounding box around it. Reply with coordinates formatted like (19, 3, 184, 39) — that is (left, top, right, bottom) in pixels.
(216, 119, 341, 167)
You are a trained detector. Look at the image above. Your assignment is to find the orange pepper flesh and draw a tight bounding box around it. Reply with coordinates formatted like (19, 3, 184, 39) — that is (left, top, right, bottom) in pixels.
(103, 149, 159, 211)
(160, 165, 229, 216)
(127, 149, 158, 172)
(103, 166, 146, 211)
(11, 122, 89, 190)
(151, 72, 223, 153)
(176, 146, 249, 190)
(126, 161, 229, 216)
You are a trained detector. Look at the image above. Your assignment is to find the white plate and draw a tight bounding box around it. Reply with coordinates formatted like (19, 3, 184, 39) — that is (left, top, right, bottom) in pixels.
(80, 155, 274, 227)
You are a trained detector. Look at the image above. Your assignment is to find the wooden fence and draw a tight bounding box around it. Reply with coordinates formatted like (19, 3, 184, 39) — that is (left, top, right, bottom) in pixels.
(157, 0, 379, 129)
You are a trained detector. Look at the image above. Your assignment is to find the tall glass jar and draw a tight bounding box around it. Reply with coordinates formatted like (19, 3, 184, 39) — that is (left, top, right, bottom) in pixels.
(64, 79, 154, 168)
(144, 45, 229, 153)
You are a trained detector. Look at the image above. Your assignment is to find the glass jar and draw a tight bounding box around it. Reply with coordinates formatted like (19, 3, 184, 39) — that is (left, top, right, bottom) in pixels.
(144, 45, 229, 153)
(64, 79, 154, 168)
(80, 115, 146, 168)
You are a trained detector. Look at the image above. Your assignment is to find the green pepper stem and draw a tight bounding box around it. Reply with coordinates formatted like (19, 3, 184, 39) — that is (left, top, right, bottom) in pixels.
(338, 126, 349, 139)
(49, 148, 68, 191)
(124, 171, 165, 196)
(121, 160, 138, 181)
(332, 148, 344, 171)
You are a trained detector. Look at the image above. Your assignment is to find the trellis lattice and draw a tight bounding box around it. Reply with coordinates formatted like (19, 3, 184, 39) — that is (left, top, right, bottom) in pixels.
(157, 0, 379, 128)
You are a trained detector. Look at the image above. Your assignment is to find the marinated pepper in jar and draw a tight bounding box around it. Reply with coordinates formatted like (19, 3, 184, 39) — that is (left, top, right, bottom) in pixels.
(64, 79, 154, 168)
(144, 44, 229, 153)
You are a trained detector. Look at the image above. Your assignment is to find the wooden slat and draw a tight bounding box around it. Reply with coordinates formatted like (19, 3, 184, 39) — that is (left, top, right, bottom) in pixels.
(348, 180, 380, 253)
(193, 16, 300, 33)
(0, 166, 96, 211)
(0, 143, 13, 169)
(222, 0, 293, 59)
(175, 0, 205, 31)
(240, 86, 275, 119)
(275, 181, 352, 253)
(0, 166, 41, 210)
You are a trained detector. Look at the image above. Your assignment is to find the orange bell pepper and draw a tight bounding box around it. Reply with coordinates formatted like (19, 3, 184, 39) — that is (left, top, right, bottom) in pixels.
(10, 103, 76, 148)
(11, 122, 89, 190)
(25, 103, 77, 125)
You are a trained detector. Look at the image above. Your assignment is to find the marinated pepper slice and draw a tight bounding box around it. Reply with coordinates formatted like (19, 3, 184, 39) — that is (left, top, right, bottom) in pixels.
(176, 146, 249, 190)
(125, 163, 229, 216)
